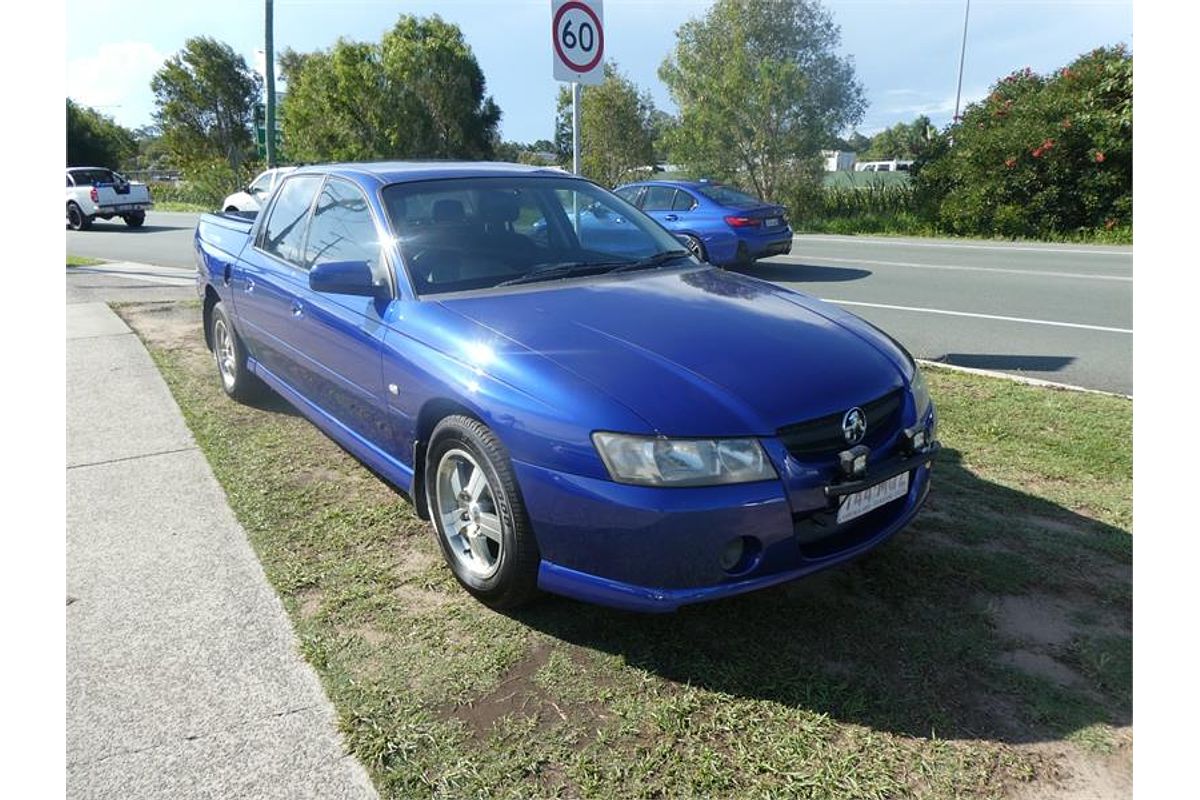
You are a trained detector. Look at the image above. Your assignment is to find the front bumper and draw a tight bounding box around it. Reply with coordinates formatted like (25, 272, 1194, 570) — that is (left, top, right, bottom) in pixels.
(517, 432, 938, 612)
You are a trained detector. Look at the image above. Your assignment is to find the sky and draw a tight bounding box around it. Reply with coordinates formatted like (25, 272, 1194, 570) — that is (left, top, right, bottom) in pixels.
(65, 0, 1132, 143)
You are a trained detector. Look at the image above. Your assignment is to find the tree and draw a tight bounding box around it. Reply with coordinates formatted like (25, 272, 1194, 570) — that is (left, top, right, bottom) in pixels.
(553, 64, 656, 186)
(151, 37, 262, 172)
(279, 15, 500, 162)
(66, 99, 136, 168)
(659, 0, 866, 200)
(915, 45, 1132, 238)
(864, 116, 936, 160)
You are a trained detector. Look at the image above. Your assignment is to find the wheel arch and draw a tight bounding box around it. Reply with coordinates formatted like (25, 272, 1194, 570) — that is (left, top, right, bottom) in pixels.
(202, 284, 222, 351)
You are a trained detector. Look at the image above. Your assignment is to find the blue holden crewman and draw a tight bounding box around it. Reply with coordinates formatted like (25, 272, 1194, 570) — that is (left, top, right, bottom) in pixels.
(193, 161, 936, 612)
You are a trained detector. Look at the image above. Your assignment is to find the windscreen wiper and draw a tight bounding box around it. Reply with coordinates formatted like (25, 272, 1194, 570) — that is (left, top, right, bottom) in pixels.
(603, 249, 693, 275)
(494, 261, 618, 287)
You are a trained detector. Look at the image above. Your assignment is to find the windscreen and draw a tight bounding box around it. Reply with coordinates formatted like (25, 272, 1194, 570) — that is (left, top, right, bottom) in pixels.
(695, 184, 764, 207)
(381, 176, 688, 295)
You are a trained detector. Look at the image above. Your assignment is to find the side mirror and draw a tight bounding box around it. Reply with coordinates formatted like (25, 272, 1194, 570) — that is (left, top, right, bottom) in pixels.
(309, 260, 385, 297)
(247, 186, 260, 195)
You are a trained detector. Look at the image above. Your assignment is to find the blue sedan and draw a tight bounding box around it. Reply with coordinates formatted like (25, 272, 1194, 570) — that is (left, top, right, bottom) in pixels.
(193, 162, 936, 613)
(613, 179, 794, 266)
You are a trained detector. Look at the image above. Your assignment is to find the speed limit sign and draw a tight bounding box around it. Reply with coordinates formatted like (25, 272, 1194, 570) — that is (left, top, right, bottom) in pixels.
(551, 0, 604, 85)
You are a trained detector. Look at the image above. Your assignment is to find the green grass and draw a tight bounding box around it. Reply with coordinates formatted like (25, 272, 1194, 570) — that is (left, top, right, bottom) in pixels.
(66, 255, 103, 267)
(154, 200, 210, 212)
(119, 301, 1132, 799)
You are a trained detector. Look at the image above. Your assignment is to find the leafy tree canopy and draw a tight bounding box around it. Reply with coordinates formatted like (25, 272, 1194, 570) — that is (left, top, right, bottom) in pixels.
(66, 99, 136, 168)
(279, 15, 500, 162)
(151, 37, 262, 172)
(554, 63, 657, 187)
(916, 45, 1132, 238)
(659, 0, 866, 200)
(863, 116, 936, 160)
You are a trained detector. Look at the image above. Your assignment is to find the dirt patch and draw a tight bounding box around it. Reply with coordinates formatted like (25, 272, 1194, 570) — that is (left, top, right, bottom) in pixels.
(991, 594, 1078, 648)
(115, 301, 203, 351)
(1000, 649, 1084, 688)
(1014, 734, 1132, 800)
(296, 586, 323, 621)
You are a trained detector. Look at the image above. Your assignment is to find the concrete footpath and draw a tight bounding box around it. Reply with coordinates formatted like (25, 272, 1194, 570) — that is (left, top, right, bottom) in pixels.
(66, 302, 377, 800)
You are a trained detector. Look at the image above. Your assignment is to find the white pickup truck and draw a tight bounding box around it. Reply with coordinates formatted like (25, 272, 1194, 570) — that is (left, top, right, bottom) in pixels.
(66, 167, 154, 230)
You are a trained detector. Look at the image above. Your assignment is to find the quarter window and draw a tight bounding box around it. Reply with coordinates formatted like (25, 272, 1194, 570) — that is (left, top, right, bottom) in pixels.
(259, 175, 322, 265)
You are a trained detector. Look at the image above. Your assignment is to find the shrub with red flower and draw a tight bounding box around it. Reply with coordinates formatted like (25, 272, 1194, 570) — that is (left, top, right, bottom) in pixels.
(1095, 151, 1106, 163)
(1004, 157, 1017, 169)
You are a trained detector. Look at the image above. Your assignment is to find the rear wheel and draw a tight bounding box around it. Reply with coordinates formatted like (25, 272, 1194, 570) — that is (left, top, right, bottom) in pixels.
(123, 211, 145, 228)
(209, 301, 264, 403)
(682, 234, 707, 263)
(224, 206, 239, 213)
(66, 203, 92, 231)
(426, 415, 540, 609)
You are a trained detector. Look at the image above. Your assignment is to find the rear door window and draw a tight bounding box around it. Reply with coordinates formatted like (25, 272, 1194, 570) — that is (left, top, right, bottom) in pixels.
(671, 190, 696, 211)
(259, 174, 323, 266)
(641, 186, 677, 211)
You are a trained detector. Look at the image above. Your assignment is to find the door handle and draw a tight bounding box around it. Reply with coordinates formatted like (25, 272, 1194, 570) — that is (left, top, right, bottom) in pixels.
(222, 265, 232, 286)
(244, 277, 255, 293)
(291, 300, 304, 318)
(664, 214, 678, 221)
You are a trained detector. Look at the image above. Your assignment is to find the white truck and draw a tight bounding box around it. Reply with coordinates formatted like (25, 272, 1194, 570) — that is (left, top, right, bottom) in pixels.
(66, 167, 154, 230)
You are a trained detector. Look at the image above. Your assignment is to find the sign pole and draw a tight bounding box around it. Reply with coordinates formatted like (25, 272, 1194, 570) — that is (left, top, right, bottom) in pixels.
(571, 81, 582, 175)
(264, 0, 276, 168)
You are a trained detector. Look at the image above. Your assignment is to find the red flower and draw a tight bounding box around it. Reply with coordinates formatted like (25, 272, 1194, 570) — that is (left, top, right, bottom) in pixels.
(1095, 151, 1106, 163)
(1004, 157, 1017, 169)
(1042, 138, 1055, 150)
(1031, 146, 1044, 158)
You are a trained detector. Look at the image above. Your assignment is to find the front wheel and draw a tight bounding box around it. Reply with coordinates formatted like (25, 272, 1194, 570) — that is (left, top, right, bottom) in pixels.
(426, 415, 540, 609)
(123, 211, 145, 228)
(682, 234, 707, 263)
(209, 301, 265, 403)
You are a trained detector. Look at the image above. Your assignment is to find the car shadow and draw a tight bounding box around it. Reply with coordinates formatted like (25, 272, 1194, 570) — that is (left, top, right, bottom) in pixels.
(931, 353, 1077, 373)
(511, 447, 1130, 745)
(730, 260, 872, 283)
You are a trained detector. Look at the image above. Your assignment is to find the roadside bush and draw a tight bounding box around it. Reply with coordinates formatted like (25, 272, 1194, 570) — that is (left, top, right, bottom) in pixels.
(151, 160, 260, 209)
(915, 45, 1131, 239)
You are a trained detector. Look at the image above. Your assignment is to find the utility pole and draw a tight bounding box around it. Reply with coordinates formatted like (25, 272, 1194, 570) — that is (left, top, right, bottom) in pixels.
(264, 0, 277, 168)
(952, 0, 971, 127)
(571, 82, 581, 175)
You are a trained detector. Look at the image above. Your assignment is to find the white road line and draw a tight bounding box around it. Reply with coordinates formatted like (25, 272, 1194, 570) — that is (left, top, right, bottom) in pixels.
(916, 359, 1132, 399)
(823, 298, 1133, 334)
(782, 254, 1131, 282)
(795, 235, 1131, 257)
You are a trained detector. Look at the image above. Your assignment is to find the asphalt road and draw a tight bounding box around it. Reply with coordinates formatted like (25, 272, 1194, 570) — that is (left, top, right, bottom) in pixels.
(67, 212, 1133, 394)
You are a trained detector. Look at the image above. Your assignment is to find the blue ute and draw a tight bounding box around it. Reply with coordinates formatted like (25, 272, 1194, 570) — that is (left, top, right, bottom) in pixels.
(193, 162, 937, 612)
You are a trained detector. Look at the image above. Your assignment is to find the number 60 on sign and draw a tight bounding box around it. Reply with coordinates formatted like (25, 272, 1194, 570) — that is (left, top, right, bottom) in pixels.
(551, 0, 605, 85)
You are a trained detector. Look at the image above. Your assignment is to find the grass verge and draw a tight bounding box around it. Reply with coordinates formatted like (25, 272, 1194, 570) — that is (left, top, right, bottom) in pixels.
(66, 255, 104, 267)
(118, 301, 1132, 799)
(153, 200, 211, 212)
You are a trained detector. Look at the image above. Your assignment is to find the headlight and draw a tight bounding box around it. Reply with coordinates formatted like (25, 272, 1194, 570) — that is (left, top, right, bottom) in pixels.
(911, 363, 933, 421)
(592, 433, 777, 487)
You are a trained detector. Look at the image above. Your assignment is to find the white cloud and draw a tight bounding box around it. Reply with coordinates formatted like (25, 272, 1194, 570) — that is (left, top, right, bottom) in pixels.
(66, 41, 165, 127)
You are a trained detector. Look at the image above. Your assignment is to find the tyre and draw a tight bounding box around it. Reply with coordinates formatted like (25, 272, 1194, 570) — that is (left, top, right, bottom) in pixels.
(682, 234, 707, 263)
(426, 415, 540, 609)
(123, 211, 145, 228)
(208, 301, 265, 403)
(66, 203, 92, 231)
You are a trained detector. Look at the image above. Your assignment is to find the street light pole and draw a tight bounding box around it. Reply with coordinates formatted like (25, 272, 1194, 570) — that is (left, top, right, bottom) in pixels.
(264, 0, 277, 168)
(952, 0, 971, 127)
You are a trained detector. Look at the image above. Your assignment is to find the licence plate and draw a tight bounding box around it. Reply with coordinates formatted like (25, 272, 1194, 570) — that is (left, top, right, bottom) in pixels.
(836, 472, 909, 524)
(115, 204, 135, 211)
(764, 217, 781, 227)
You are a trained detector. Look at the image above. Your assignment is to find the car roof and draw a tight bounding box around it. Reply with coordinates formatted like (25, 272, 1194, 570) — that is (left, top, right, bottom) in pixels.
(286, 160, 571, 186)
(618, 179, 716, 192)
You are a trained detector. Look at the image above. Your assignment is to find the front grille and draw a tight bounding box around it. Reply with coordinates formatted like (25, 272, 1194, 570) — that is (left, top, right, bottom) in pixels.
(777, 388, 904, 460)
